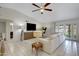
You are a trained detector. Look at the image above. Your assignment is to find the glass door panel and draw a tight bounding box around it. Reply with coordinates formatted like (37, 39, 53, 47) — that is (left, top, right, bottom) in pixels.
(55, 24, 77, 40)
(73, 24, 77, 39)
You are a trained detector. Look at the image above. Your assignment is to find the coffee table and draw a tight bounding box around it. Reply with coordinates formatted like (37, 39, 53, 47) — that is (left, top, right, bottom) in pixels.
(32, 42, 43, 56)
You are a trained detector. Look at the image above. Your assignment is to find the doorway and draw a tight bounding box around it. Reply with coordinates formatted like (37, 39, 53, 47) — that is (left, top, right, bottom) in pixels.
(65, 24, 77, 40)
(55, 24, 77, 40)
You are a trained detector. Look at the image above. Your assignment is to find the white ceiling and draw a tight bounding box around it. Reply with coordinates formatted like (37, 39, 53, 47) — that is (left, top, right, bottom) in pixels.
(0, 3, 79, 23)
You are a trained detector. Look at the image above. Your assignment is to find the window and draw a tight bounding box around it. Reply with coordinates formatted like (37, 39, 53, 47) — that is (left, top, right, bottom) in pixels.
(55, 25, 59, 32)
(59, 25, 64, 32)
(55, 24, 64, 33)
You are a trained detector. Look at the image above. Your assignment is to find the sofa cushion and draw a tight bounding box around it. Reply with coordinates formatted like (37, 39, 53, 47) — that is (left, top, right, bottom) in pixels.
(49, 34, 59, 40)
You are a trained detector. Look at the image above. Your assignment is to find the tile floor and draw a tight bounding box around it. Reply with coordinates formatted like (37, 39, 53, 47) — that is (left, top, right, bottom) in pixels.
(34, 40, 78, 56)
(0, 40, 79, 56)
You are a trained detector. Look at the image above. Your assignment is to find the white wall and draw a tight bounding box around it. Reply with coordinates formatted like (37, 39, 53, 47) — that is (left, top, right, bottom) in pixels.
(0, 22, 6, 33)
(49, 22, 56, 34)
(5, 21, 11, 40)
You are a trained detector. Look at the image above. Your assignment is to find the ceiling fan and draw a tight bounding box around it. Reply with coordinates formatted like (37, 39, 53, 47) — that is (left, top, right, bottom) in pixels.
(32, 3, 52, 14)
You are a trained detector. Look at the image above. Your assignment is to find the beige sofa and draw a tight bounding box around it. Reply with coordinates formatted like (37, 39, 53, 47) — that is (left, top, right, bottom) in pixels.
(2, 33, 65, 55)
(39, 33, 65, 54)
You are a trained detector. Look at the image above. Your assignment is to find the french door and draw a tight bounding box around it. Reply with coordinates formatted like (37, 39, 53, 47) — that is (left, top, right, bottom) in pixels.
(55, 24, 77, 40)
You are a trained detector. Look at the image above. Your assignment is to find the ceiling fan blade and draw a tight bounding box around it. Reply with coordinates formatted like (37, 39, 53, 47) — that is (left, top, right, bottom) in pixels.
(32, 9, 40, 12)
(32, 3, 40, 8)
(45, 9, 52, 11)
(44, 3, 51, 7)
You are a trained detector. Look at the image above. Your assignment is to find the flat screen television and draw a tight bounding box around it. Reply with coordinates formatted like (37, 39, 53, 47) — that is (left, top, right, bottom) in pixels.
(27, 23, 36, 31)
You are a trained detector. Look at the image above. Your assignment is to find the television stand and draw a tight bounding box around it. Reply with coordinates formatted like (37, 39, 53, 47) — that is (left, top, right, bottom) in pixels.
(23, 31, 42, 40)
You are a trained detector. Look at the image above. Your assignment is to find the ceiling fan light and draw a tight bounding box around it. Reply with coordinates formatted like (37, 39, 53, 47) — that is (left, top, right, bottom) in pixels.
(40, 9, 44, 12)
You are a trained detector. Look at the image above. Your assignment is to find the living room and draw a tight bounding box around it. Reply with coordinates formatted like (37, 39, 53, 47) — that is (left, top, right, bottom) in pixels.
(0, 3, 79, 56)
